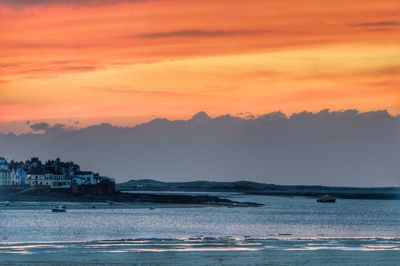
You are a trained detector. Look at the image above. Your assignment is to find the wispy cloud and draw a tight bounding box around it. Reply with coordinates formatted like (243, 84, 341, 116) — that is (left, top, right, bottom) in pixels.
(104, 87, 201, 98)
(137, 29, 273, 39)
(1, 60, 103, 77)
(0, 0, 152, 7)
(375, 65, 400, 75)
(351, 20, 400, 27)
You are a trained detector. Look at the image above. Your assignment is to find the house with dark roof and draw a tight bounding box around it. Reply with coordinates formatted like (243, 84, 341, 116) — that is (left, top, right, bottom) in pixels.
(26, 167, 47, 186)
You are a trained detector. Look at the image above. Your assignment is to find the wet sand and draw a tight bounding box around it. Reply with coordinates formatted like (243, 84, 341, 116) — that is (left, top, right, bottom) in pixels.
(0, 191, 262, 210)
(0, 201, 234, 210)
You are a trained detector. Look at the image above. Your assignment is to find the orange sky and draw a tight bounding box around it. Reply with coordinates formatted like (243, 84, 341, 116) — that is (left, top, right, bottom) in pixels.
(1, 0, 399, 126)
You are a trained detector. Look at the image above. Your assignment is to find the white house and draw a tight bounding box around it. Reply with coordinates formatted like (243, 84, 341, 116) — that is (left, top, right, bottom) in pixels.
(44, 173, 71, 188)
(10, 167, 26, 186)
(0, 170, 12, 186)
(0, 157, 12, 186)
(26, 168, 47, 186)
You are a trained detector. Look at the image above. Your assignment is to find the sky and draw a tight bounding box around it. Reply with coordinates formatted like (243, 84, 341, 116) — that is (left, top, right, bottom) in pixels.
(1, 0, 399, 132)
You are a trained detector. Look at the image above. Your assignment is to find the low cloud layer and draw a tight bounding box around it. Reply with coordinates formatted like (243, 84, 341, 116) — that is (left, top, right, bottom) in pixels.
(1, 110, 399, 187)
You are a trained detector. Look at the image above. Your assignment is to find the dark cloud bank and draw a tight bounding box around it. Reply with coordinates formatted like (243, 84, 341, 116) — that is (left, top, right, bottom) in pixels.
(1, 110, 399, 187)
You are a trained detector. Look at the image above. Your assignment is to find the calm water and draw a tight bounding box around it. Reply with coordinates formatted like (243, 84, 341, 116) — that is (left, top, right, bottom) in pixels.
(0, 194, 399, 265)
(0, 194, 399, 242)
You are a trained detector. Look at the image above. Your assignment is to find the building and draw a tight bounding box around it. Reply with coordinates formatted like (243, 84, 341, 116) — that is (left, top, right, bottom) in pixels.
(0, 158, 27, 186)
(0, 155, 115, 194)
(10, 167, 26, 185)
(0, 157, 12, 186)
(74, 171, 101, 185)
(8, 161, 27, 186)
(45, 172, 71, 189)
(0, 170, 12, 186)
(0, 157, 8, 171)
(26, 167, 47, 186)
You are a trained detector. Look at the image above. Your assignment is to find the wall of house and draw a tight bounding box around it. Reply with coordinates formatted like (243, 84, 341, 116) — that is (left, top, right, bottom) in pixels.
(27, 175, 46, 186)
(0, 170, 12, 186)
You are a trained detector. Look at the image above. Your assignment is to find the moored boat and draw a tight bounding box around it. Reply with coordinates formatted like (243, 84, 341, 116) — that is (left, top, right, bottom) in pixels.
(317, 195, 336, 203)
(52, 205, 67, 212)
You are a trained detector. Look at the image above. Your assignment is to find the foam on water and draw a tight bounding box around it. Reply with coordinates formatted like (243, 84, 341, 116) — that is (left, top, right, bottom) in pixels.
(0, 237, 399, 254)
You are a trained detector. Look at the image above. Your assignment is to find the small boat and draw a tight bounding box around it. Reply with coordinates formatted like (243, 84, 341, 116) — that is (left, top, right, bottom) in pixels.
(317, 195, 336, 203)
(52, 205, 67, 212)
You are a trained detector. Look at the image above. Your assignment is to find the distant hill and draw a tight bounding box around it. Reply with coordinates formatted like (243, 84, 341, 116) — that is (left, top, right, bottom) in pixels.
(117, 179, 400, 200)
(119, 179, 275, 191)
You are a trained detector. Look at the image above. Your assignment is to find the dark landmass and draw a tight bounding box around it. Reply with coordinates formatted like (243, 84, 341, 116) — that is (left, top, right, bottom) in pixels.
(0, 188, 261, 207)
(117, 179, 400, 200)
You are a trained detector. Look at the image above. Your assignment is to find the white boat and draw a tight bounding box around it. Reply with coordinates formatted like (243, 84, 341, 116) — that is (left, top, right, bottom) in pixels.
(52, 205, 67, 212)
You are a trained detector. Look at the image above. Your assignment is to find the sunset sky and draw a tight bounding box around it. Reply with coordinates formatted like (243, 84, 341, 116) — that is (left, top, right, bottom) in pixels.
(1, 0, 399, 130)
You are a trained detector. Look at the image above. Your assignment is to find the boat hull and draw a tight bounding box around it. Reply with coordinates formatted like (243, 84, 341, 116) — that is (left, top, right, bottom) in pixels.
(51, 208, 66, 212)
(317, 199, 336, 203)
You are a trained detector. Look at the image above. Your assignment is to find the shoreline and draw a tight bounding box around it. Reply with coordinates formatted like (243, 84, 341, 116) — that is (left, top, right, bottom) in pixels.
(0, 191, 263, 210)
(0, 190, 263, 209)
(0, 201, 245, 210)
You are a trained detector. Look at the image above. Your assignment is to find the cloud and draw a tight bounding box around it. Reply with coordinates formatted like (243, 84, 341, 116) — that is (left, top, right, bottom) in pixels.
(104, 87, 201, 98)
(375, 65, 400, 75)
(1, 109, 399, 187)
(351, 21, 400, 27)
(29, 122, 68, 132)
(0, 0, 152, 7)
(29, 122, 50, 131)
(2, 60, 104, 78)
(137, 29, 272, 39)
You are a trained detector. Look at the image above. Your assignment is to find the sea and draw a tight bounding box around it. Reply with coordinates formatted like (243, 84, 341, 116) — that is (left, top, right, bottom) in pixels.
(0, 193, 399, 265)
